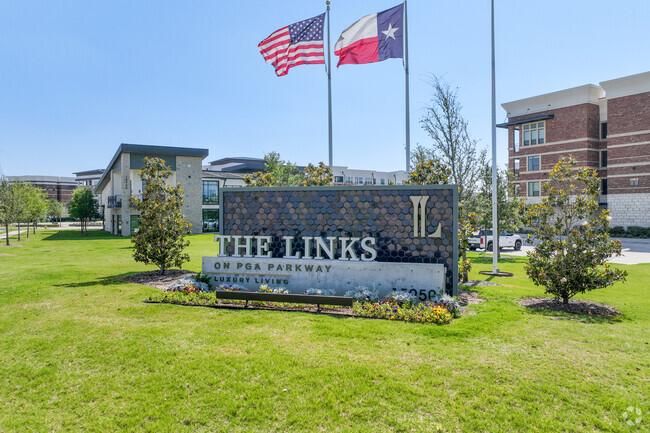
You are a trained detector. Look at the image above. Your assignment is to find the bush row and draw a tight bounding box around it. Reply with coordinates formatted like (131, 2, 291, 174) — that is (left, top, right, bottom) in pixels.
(609, 226, 650, 238)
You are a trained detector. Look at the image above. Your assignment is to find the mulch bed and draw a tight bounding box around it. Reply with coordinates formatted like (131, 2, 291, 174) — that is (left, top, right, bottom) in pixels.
(517, 297, 620, 317)
(122, 269, 194, 290)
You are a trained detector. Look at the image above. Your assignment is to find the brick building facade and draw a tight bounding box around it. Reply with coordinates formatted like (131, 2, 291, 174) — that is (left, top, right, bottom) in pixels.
(7, 175, 77, 204)
(498, 71, 650, 227)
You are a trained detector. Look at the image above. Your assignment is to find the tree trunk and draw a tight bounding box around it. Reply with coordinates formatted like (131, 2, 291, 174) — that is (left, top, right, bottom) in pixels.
(563, 297, 569, 305)
(462, 249, 468, 283)
(33, 221, 36, 234)
(4, 223, 8, 246)
(26, 222, 29, 238)
(160, 265, 166, 275)
(17, 222, 21, 241)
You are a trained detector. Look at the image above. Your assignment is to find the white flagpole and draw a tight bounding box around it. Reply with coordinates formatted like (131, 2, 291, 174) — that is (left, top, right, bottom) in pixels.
(326, 1, 333, 168)
(491, 0, 499, 273)
(404, 0, 410, 173)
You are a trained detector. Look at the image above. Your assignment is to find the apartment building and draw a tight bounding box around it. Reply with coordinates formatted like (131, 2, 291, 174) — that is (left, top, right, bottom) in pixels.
(7, 175, 77, 204)
(498, 71, 650, 227)
(95, 144, 208, 236)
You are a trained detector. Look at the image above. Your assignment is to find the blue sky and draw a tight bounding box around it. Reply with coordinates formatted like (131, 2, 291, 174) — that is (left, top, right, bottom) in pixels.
(1, 0, 648, 177)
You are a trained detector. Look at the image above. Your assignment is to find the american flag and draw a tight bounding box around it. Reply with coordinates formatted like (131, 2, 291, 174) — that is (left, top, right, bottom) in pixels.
(258, 13, 325, 77)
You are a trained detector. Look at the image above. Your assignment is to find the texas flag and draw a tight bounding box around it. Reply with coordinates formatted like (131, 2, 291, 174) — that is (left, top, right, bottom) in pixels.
(334, 3, 404, 67)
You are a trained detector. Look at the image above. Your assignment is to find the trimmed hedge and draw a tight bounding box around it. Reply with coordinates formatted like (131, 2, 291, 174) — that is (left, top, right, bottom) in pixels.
(609, 225, 650, 238)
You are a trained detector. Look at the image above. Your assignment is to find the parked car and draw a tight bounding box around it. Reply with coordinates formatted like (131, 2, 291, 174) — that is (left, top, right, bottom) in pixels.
(468, 230, 523, 251)
(203, 219, 218, 231)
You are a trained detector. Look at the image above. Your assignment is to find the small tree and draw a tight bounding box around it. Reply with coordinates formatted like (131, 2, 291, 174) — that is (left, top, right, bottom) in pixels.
(244, 172, 276, 187)
(404, 146, 451, 185)
(47, 199, 64, 225)
(23, 185, 48, 235)
(12, 183, 29, 241)
(468, 163, 525, 254)
(245, 152, 302, 187)
(68, 187, 100, 236)
(0, 176, 21, 246)
(132, 157, 190, 275)
(524, 157, 627, 304)
(301, 162, 333, 186)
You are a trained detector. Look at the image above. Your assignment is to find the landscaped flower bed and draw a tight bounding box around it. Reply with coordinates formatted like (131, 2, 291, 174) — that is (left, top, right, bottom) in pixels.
(145, 276, 462, 324)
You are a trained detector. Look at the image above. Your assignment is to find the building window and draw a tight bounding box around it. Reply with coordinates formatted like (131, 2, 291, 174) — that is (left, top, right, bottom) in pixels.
(513, 127, 520, 153)
(630, 178, 639, 186)
(380, 178, 385, 185)
(202, 209, 219, 233)
(354, 177, 362, 185)
(364, 177, 372, 185)
(528, 181, 540, 197)
(334, 176, 343, 183)
(528, 155, 540, 171)
(601, 122, 608, 139)
(513, 159, 520, 175)
(601, 179, 608, 195)
(514, 184, 521, 196)
(523, 122, 545, 146)
(345, 176, 353, 184)
(202, 180, 219, 204)
(601, 151, 607, 168)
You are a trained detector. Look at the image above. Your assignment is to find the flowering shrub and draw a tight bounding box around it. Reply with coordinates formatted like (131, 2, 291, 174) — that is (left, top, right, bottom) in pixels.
(167, 276, 209, 293)
(353, 298, 454, 324)
(345, 286, 379, 302)
(435, 294, 462, 318)
(304, 288, 334, 296)
(218, 284, 247, 291)
(387, 291, 416, 305)
(259, 285, 290, 294)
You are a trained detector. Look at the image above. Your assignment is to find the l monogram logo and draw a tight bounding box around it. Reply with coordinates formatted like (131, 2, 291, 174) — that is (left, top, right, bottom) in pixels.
(410, 196, 441, 238)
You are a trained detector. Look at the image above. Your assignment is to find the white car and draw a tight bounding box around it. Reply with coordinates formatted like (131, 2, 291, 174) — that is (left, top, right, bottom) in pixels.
(468, 230, 523, 251)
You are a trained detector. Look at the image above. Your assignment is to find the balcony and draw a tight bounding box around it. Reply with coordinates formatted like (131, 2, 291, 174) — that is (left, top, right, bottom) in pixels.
(107, 195, 122, 208)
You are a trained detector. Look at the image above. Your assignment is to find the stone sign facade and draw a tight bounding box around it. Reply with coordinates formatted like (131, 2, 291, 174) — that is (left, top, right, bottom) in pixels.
(202, 186, 458, 299)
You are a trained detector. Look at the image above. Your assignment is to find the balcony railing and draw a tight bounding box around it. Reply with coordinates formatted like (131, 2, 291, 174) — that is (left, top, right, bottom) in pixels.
(107, 195, 122, 208)
(203, 195, 219, 205)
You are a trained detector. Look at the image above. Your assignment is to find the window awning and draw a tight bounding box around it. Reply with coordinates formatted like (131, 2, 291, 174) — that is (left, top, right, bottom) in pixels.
(496, 114, 554, 128)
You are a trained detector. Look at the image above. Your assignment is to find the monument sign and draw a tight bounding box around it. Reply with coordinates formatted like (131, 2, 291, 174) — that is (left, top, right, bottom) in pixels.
(202, 186, 458, 300)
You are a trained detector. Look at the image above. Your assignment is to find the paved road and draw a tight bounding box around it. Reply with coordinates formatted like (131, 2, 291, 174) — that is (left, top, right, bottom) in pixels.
(488, 237, 650, 265)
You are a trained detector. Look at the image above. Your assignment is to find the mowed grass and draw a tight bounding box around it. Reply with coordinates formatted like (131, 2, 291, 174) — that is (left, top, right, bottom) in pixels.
(0, 230, 648, 432)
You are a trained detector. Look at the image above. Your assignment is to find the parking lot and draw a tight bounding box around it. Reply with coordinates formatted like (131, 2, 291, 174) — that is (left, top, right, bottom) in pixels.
(482, 236, 650, 265)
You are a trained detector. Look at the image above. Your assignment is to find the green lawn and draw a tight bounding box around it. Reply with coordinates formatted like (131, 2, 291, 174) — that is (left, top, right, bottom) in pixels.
(0, 230, 647, 432)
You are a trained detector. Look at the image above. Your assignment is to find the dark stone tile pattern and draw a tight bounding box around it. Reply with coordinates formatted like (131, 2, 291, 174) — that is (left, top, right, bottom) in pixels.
(221, 188, 455, 293)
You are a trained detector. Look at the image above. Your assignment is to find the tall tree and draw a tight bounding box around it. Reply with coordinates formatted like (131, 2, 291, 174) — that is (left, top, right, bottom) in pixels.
(420, 75, 487, 201)
(132, 157, 191, 275)
(524, 157, 627, 304)
(68, 187, 100, 236)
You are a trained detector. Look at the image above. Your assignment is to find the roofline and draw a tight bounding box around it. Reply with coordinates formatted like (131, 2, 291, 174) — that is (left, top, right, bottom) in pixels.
(96, 143, 209, 193)
(496, 114, 555, 128)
